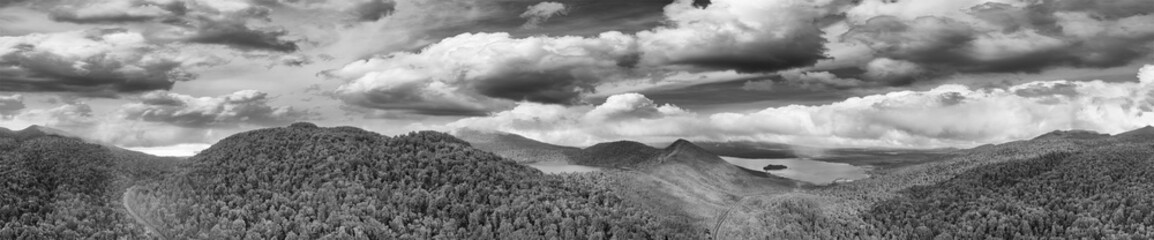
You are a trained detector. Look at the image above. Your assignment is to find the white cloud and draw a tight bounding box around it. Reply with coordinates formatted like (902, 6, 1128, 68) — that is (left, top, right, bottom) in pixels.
(520, 2, 566, 29)
(328, 31, 639, 115)
(448, 64, 1154, 148)
(328, 0, 850, 116)
(0, 28, 219, 95)
(635, 0, 839, 73)
(834, 0, 1154, 83)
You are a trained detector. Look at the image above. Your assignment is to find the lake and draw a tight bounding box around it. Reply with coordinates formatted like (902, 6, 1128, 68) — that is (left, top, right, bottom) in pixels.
(721, 157, 870, 184)
(528, 163, 603, 174)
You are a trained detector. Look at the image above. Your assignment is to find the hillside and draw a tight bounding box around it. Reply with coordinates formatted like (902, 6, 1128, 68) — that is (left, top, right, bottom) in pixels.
(128, 123, 705, 239)
(570, 140, 665, 167)
(455, 131, 800, 231)
(0, 127, 155, 239)
(712, 126, 1154, 239)
(453, 129, 579, 164)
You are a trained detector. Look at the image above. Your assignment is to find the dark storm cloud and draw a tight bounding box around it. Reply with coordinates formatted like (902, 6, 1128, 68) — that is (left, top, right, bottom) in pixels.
(667, 37, 828, 73)
(640, 76, 856, 110)
(184, 20, 298, 52)
(843, 0, 1154, 85)
(352, 0, 396, 21)
(472, 70, 590, 104)
(418, 0, 673, 39)
(0, 0, 30, 8)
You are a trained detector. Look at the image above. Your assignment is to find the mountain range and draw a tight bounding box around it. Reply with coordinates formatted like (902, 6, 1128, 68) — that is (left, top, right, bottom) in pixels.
(5, 124, 1154, 239)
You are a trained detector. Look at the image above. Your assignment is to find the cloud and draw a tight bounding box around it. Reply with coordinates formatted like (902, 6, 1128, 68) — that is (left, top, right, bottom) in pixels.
(48, 0, 186, 23)
(120, 90, 315, 128)
(15, 100, 96, 129)
(328, 0, 858, 116)
(0, 94, 25, 117)
(49, 0, 300, 52)
(741, 79, 775, 91)
(448, 64, 1154, 148)
(327, 31, 639, 115)
(0, 28, 218, 96)
(635, 0, 844, 73)
(837, 0, 1154, 84)
(520, 2, 567, 29)
(778, 70, 866, 90)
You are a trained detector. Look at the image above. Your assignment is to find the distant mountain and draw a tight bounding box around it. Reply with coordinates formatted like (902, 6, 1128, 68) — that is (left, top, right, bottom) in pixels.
(454, 129, 579, 163)
(1114, 125, 1154, 139)
(570, 140, 664, 167)
(1033, 129, 1109, 140)
(128, 123, 704, 239)
(0, 125, 79, 141)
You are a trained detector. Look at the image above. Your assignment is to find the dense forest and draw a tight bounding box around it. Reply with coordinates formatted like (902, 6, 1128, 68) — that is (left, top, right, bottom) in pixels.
(128, 123, 703, 239)
(0, 127, 160, 239)
(8, 122, 1154, 239)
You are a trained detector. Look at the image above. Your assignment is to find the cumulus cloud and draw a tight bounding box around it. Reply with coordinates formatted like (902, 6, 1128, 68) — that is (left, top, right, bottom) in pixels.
(0, 28, 217, 95)
(0, 95, 25, 117)
(448, 64, 1154, 148)
(327, 31, 639, 115)
(49, 0, 300, 52)
(635, 0, 845, 73)
(328, 0, 857, 116)
(838, 0, 1154, 84)
(120, 90, 315, 128)
(520, 2, 566, 29)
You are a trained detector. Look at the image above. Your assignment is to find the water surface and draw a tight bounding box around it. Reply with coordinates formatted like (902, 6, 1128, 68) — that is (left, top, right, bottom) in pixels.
(721, 157, 870, 184)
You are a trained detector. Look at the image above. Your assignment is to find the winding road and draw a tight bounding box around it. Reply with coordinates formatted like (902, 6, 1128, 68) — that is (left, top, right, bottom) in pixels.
(122, 187, 171, 240)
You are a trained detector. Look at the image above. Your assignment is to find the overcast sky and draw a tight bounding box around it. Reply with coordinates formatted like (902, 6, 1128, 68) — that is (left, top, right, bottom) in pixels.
(2, 0, 1154, 156)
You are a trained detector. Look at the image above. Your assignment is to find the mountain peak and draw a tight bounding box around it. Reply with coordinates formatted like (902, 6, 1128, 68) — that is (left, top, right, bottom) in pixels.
(666, 138, 705, 152)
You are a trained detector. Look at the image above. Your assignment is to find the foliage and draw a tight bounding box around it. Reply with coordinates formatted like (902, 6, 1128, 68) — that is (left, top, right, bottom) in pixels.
(130, 124, 704, 239)
(0, 135, 147, 239)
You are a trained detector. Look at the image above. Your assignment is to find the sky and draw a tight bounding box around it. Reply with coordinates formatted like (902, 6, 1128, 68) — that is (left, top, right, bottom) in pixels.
(1, 0, 1154, 156)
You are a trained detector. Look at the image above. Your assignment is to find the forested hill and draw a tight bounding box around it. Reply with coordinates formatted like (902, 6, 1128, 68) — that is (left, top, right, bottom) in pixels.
(0, 127, 154, 239)
(571, 140, 665, 167)
(129, 122, 704, 239)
